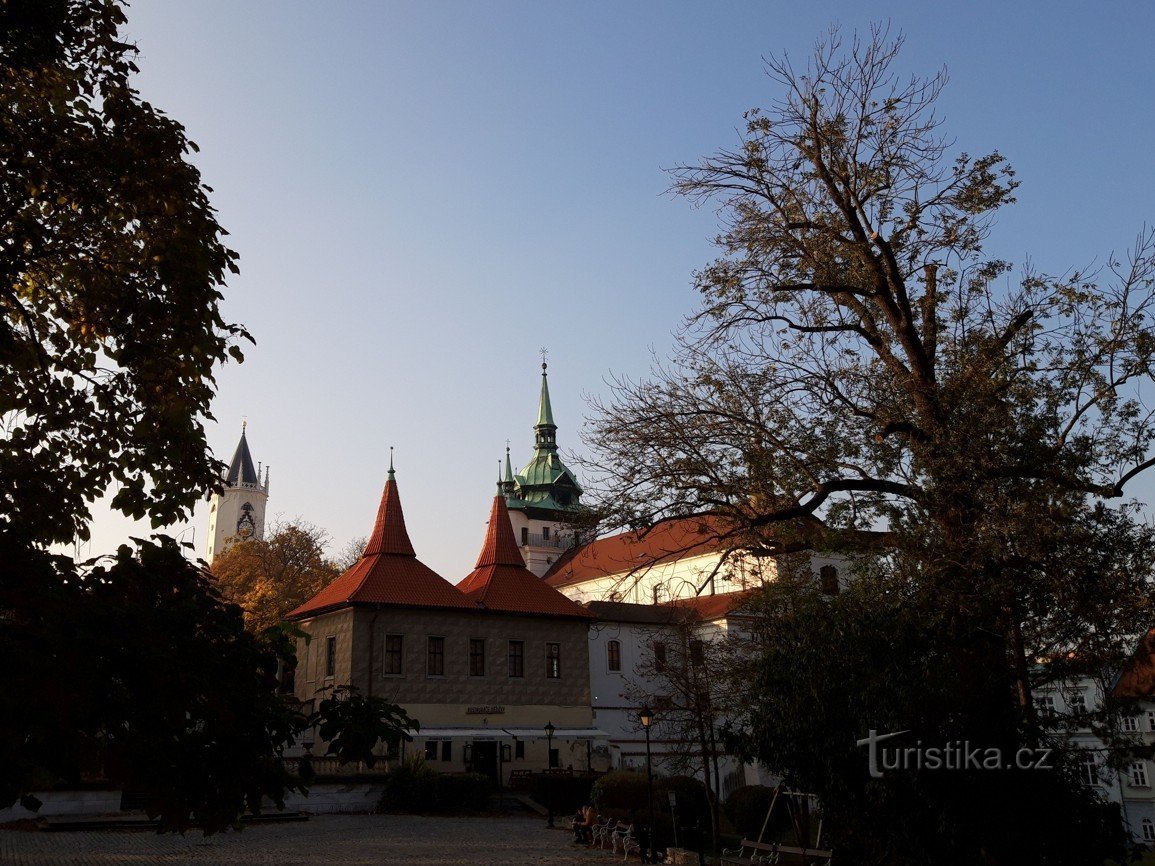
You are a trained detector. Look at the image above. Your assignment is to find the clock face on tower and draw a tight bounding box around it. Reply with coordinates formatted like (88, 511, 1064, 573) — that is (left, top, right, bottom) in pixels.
(237, 502, 255, 538)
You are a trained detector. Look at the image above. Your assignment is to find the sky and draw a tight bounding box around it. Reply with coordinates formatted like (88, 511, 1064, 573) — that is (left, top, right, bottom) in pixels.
(81, 1, 1155, 578)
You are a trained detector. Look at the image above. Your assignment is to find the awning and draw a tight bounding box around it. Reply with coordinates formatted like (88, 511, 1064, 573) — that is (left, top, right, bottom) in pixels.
(414, 727, 609, 740)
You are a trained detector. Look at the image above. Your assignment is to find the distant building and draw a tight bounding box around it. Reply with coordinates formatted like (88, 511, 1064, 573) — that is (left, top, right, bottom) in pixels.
(501, 362, 585, 577)
(205, 424, 269, 564)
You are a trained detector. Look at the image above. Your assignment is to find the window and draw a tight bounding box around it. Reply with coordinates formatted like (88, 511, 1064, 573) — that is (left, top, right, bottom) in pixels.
(427, 636, 445, 676)
(820, 565, 840, 595)
(1143, 818, 1155, 842)
(424, 741, 438, 760)
(383, 634, 403, 676)
(653, 642, 667, 673)
(549, 747, 559, 769)
(1129, 761, 1149, 787)
(689, 639, 705, 668)
(1148, 709, 1155, 732)
(325, 636, 337, 678)
(546, 642, 560, 678)
(470, 638, 486, 676)
(515, 740, 525, 759)
(1080, 752, 1099, 787)
(652, 583, 664, 605)
(542, 526, 550, 540)
(1067, 692, 1086, 714)
(521, 527, 529, 545)
(1122, 715, 1140, 732)
(441, 741, 452, 762)
(508, 640, 525, 678)
(1033, 694, 1055, 717)
(607, 640, 622, 672)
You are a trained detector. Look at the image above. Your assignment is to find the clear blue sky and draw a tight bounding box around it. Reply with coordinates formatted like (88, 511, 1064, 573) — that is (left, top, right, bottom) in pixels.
(84, 1, 1155, 578)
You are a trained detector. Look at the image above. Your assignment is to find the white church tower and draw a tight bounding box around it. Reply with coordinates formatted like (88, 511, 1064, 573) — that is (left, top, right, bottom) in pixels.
(206, 423, 270, 564)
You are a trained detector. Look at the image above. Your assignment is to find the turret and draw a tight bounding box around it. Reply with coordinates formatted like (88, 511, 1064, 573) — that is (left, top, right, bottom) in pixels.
(205, 422, 270, 564)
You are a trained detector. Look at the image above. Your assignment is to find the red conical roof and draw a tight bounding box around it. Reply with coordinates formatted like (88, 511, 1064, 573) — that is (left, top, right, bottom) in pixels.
(287, 473, 474, 618)
(457, 495, 591, 619)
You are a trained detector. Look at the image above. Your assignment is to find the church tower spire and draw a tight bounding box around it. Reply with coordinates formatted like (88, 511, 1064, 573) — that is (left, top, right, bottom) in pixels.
(206, 423, 270, 564)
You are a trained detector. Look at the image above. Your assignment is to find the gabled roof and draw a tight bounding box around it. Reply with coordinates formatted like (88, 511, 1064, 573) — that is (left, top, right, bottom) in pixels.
(543, 515, 731, 588)
(662, 589, 757, 622)
(224, 427, 259, 486)
(286, 471, 474, 619)
(457, 495, 591, 619)
(1112, 628, 1155, 698)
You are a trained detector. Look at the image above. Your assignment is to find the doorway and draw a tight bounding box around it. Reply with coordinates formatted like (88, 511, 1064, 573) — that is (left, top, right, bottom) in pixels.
(472, 740, 498, 783)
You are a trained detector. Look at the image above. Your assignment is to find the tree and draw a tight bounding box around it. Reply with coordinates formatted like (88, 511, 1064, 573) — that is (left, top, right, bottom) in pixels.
(211, 521, 341, 632)
(334, 535, 368, 571)
(624, 615, 741, 850)
(0, 1, 410, 831)
(585, 26, 1154, 863)
(1, 0, 248, 546)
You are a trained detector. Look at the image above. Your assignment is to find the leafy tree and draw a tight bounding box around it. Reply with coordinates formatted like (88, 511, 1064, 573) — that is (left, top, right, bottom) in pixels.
(585, 26, 1154, 863)
(0, 1, 414, 832)
(1, 0, 248, 545)
(211, 521, 341, 632)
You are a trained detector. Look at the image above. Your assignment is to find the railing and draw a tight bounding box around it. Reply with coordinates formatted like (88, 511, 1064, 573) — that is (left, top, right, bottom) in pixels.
(521, 532, 576, 550)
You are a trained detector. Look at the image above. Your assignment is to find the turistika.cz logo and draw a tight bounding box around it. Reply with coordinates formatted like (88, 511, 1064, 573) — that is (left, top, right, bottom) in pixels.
(856, 730, 1054, 779)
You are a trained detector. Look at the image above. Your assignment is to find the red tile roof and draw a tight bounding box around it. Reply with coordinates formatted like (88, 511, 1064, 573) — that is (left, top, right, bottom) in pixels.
(543, 515, 730, 588)
(1113, 628, 1155, 698)
(286, 475, 474, 619)
(661, 589, 756, 622)
(457, 495, 591, 619)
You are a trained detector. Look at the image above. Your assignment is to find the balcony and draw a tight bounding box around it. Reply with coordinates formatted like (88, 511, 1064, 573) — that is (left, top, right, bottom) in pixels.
(520, 532, 576, 550)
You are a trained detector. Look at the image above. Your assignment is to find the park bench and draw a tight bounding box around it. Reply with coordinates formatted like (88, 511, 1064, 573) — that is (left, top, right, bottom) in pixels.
(611, 822, 641, 860)
(507, 769, 534, 790)
(721, 839, 832, 865)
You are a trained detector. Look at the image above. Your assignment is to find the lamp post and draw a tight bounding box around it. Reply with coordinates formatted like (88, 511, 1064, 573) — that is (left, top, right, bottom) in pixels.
(545, 720, 556, 828)
(640, 706, 655, 865)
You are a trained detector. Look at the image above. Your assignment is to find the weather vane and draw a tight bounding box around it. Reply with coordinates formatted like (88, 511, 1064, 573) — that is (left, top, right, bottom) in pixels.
(540, 346, 548, 370)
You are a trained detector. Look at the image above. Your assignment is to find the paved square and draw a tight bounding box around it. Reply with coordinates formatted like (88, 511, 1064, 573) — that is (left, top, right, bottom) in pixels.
(0, 814, 620, 865)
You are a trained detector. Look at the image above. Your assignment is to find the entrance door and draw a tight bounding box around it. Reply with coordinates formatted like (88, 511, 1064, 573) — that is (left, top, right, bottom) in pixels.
(472, 741, 498, 784)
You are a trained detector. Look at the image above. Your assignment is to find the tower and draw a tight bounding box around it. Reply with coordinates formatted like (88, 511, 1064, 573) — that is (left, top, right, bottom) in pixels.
(206, 423, 270, 564)
(504, 362, 584, 576)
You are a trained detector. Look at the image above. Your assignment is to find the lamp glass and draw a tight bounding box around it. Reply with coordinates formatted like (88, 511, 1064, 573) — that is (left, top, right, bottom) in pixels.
(639, 706, 654, 728)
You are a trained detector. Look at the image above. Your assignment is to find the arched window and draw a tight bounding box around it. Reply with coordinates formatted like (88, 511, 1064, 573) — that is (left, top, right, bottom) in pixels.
(607, 640, 622, 672)
(820, 565, 840, 595)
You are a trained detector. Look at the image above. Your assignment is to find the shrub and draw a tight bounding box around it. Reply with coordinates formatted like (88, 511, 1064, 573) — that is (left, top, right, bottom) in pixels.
(590, 770, 651, 820)
(378, 754, 438, 813)
(722, 785, 776, 838)
(530, 774, 595, 817)
(434, 772, 491, 812)
(660, 775, 712, 828)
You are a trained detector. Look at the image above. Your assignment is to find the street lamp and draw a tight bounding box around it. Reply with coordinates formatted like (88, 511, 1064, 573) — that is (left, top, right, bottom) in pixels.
(545, 720, 556, 828)
(640, 706, 655, 865)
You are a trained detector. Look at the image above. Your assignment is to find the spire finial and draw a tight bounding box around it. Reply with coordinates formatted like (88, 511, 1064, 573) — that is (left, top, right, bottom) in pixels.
(242, 418, 247, 434)
(388, 446, 395, 480)
(539, 346, 548, 374)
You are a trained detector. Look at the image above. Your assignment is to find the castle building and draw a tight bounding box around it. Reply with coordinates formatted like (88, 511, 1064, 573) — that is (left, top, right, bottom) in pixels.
(285, 459, 602, 780)
(502, 362, 584, 577)
(205, 424, 270, 564)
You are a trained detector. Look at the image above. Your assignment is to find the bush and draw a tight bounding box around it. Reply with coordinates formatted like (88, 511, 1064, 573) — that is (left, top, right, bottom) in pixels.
(378, 755, 494, 814)
(434, 773, 491, 812)
(660, 775, 712, 829)
(590, 770, 650, 820)
(530, 774, 595, 817)
(378, 754, 438, 813)
(722, 785, 776, 838)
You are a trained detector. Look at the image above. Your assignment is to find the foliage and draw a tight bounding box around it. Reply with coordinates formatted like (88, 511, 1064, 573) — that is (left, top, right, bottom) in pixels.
(0, 0, 249, 546)
(590, 769, 651, 818)
(585, 25, 1154, 863)
(312, 685, 416, 769)
(721, 785, 777, 839)
(211, 521, 341, 631)
(529, 774, 594, 816)
(377, 755, 490, 814)
(0, 536, 305, 832)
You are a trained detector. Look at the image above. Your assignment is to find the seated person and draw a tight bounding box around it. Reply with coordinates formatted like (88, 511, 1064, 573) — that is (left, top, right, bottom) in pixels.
(571, 804, 596, 842)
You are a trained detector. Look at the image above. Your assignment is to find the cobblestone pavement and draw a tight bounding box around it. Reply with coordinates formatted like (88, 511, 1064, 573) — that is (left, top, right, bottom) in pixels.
(0, 814, 621, 865)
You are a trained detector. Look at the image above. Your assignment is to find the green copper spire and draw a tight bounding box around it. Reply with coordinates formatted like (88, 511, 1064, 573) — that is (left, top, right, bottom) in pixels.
(537, 361, 556, 430)
(509, 361, 582, 514)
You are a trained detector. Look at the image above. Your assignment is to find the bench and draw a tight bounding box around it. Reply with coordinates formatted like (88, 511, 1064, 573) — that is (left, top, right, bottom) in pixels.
(507, 769, 534, 790)
(721, 839, 832, 865)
